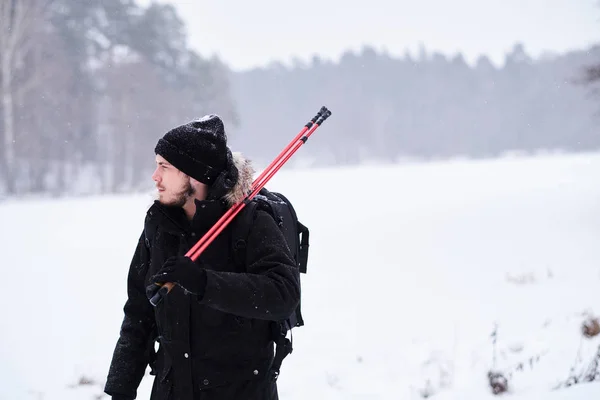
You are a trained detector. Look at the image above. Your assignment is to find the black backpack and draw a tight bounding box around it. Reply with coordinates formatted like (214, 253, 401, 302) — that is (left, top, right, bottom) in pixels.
(230, 187, 309, 380)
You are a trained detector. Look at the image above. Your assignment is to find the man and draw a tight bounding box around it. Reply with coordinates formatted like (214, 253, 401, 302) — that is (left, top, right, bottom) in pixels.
(104, 115, 300, 400)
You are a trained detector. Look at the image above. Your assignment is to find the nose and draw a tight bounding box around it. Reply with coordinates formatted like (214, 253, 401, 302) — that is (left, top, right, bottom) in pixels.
(152, 167, 161, 183)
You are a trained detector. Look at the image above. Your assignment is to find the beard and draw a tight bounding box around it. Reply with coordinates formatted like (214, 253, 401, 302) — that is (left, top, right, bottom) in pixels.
(158, 178, 195, 207)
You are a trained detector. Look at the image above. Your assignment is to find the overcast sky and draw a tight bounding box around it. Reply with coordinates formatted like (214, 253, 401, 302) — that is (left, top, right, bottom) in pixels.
(137, 0, 600, 71)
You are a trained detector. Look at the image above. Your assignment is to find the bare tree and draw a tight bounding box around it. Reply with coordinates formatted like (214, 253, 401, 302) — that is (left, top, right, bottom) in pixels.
(15, 24, 75, 194)
(0, 0, 49, 193)
(100, 51, 183, 192)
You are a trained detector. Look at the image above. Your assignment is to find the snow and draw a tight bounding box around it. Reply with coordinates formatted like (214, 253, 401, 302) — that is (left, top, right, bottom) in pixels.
(1, 151, 599, 399)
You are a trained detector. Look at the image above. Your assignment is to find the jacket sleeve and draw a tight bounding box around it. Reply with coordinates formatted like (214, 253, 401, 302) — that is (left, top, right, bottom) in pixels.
(104, 232, 156, 399)
(200, 210, 301, 321)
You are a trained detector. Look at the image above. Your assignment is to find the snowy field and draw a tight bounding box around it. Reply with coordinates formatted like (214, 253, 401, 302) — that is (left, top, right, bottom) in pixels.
(1, 151, 599, 399)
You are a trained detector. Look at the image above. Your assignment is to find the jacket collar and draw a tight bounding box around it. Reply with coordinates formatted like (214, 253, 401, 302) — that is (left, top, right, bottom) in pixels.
(146, 151, 255, 235)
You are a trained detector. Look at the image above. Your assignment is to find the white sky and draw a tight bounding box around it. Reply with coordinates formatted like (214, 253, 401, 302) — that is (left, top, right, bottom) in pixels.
(138, 0, 600, 71)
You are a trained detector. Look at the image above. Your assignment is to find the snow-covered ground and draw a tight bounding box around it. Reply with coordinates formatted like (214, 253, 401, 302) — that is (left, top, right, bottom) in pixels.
(1, 151, 599, 399)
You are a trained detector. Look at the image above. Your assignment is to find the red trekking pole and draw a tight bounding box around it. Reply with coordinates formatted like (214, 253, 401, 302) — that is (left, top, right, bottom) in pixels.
(150, 106, 332, 306)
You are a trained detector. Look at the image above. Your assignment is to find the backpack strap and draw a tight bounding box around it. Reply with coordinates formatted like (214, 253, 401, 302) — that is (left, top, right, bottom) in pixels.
(297, 221, 309, 274)
(230, 200, 260, 269)
(269, 320, 294, 381)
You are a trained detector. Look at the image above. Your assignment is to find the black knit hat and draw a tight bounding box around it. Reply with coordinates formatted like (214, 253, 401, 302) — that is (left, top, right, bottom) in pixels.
(154, 114, 230, 186)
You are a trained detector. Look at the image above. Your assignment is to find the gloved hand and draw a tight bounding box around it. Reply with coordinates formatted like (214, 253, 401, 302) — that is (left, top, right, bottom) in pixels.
(149, 255, 208, 297)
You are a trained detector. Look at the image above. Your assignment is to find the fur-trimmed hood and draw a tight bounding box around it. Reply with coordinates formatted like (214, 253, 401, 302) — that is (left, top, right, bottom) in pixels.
(222, 151, 255, 206)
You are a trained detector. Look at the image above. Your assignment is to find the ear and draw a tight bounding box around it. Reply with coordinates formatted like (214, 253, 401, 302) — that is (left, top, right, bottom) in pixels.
(190, 177, 209, 197)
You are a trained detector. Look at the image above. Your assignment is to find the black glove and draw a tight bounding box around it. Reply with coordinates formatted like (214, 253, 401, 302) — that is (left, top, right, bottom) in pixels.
(150, 256, 208, 297)
(112, 396, 134, 400)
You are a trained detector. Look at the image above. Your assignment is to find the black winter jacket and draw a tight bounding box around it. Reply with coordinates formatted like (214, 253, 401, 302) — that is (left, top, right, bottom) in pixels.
(104, 153, 300, 400)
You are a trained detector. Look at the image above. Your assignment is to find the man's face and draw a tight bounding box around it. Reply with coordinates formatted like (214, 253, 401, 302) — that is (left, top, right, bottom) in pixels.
(152, 155, 195, 207)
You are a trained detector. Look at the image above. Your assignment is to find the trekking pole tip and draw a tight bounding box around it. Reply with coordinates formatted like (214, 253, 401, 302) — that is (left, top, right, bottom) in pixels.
(149, 286, 169, 307)
(310, 108, 325, 124)
(317, 109, 332, 124)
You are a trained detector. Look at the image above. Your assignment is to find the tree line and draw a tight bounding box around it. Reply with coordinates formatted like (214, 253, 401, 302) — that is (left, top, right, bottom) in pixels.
(1, 0, 599, 196)
(0, 0, 236, 196)
(229, 43, 600, 167)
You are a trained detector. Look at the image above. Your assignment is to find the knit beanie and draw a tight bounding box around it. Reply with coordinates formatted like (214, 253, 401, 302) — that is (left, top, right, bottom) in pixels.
(154, 114, 230, 186)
